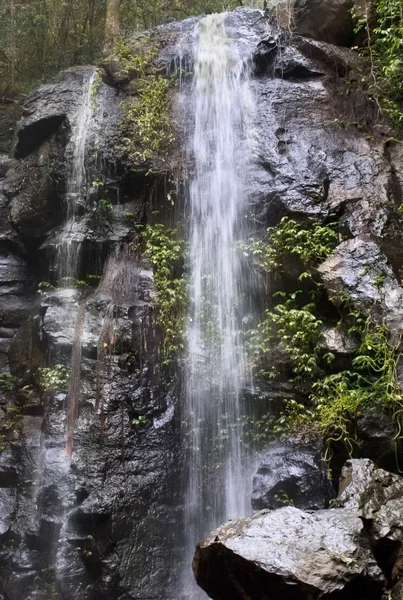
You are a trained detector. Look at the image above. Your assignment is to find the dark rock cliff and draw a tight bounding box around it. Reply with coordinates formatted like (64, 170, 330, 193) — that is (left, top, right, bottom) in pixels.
(0, 4, 402, 600)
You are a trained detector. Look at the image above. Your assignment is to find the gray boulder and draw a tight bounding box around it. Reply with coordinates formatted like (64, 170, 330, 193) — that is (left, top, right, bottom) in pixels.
(194, 506, 385, 600)
(252, 443, 334, 510)
(195, 458, 403, 599)
(336, 458, 403, 544)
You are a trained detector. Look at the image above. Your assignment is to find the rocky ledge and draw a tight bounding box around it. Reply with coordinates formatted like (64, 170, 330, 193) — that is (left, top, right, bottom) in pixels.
(193, 459, 403, 600)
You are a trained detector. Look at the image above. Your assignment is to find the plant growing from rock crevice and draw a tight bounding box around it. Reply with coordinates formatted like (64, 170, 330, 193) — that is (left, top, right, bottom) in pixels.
(116, 40, 174, 162)
(351, 0, 403, 127)
(244, 215, 403, 465)
(141, 223, 187, 361)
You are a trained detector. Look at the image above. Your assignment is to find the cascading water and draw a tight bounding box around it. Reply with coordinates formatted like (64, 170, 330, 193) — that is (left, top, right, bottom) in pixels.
(182, 13, 256, 596)
(56, 70, 96, 283)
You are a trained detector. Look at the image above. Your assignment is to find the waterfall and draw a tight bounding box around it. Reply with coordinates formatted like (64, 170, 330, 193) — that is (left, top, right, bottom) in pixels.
(56, 70, 96, 283)
(182, 13, 256, 596)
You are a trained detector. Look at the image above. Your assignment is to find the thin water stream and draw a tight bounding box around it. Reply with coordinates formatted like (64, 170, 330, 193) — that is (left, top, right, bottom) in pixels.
(56, 70, 96, 283)
(182, 13, 256, 597)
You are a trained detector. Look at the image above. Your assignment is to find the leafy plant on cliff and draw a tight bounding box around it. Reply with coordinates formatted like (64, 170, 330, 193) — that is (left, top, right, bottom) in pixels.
(313, 322, 402, 461)
(0, 372, 17, 392)
(244, 218, 338, 382)
(117, 41, 174, 161)
(37, 364, 69, 392)
(0, 407, 23, 453)
(247, 291, 328, 382)
(239, 217, 338, 274)
(141, 223, 187, 361)
(352, 0, 403, 127)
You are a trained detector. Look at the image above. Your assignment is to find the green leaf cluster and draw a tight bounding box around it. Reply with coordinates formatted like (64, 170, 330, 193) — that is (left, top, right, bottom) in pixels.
(0, 372, 17, 392)
(239, 217, 338, 273)
(0, 406, 22, 453)
(247, 292, 325, 381)
(352, 0, 403, 127)
(141, 223, 187, 361)
(117, 42, 173, 162)
(37, 364, 69, 392)
(312, 322, 402, 460)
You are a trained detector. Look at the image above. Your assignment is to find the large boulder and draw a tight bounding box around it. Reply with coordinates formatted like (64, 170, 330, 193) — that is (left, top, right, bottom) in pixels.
(252, 443, 334, 510)
(195, 458, 403, 599)
(194, 506, 385, 600)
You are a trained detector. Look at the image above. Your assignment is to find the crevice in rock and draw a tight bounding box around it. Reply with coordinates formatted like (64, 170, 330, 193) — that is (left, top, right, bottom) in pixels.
(361, 517, 402, 587)
(15, 115, 66, 159)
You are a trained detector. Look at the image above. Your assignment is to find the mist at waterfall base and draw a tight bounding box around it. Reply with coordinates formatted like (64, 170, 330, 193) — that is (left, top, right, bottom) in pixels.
(181, 13, 257, 598)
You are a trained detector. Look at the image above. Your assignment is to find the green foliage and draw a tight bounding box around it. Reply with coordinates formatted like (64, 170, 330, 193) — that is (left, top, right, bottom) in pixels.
(37, 364, 68, 392)
(239, 217, 338, 273)
(0, 372, 17, 392)
(131, 414, 147, 426)
(0, 0, 107, 97)
(352, 0, 403, 127)
(38, 281, 57, 295)
(247, 291, 327, 382)
(273, 490, 294, 506)
(0, 406, 22, 453)
(312, 323, 402, 458)
(0, 0, 259, 98)
(141, 223, 187, 360)
(117, 41, 173, 161)
(274, 398, 315, 433)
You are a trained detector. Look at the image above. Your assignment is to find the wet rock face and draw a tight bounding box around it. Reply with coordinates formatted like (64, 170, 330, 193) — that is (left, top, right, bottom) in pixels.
(0, 5, 403, 600)
(270, 0, 374, 46)
(252, 443, 334, 510)
(194, 459, 403, 600)
(194, 506, 385, 600)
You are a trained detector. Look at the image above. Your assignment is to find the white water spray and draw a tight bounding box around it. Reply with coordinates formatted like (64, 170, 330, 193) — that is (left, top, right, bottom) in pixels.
(183, 12, 256, 596)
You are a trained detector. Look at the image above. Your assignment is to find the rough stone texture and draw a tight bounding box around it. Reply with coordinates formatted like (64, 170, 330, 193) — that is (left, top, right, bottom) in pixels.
(318, 237, 403, 338)
(0, 6, 403, 600)
(336, 459, 403, 543)
(269, 0, 375, 46)
(252, 442, 334, 510)
(194, 505, 385, 600)
(195, 459, 403, 599)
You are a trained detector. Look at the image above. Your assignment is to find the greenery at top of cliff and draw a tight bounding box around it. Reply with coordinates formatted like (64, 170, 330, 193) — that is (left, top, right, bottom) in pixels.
(117, 41, 174, 162)
(352, 0, 403, 127)
(140, 223, 187, 362)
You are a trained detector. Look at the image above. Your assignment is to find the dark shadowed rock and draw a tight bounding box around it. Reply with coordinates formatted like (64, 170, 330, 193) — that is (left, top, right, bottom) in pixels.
(194, 505, 385, 600)
(252, 443, 334, 510)
(269, 0, 375, 47)
(15, 67, 95, 159)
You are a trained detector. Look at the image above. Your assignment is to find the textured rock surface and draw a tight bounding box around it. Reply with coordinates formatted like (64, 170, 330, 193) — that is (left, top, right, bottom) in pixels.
(195, 459, 403, 600)
(252, 442, 334, 510)
(336, 459, 403, 542)
(0, 5, 403, 600)
(269, 0, 374, 46)
(318, 238, 403, 337)
(194, 505, 385, 600)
